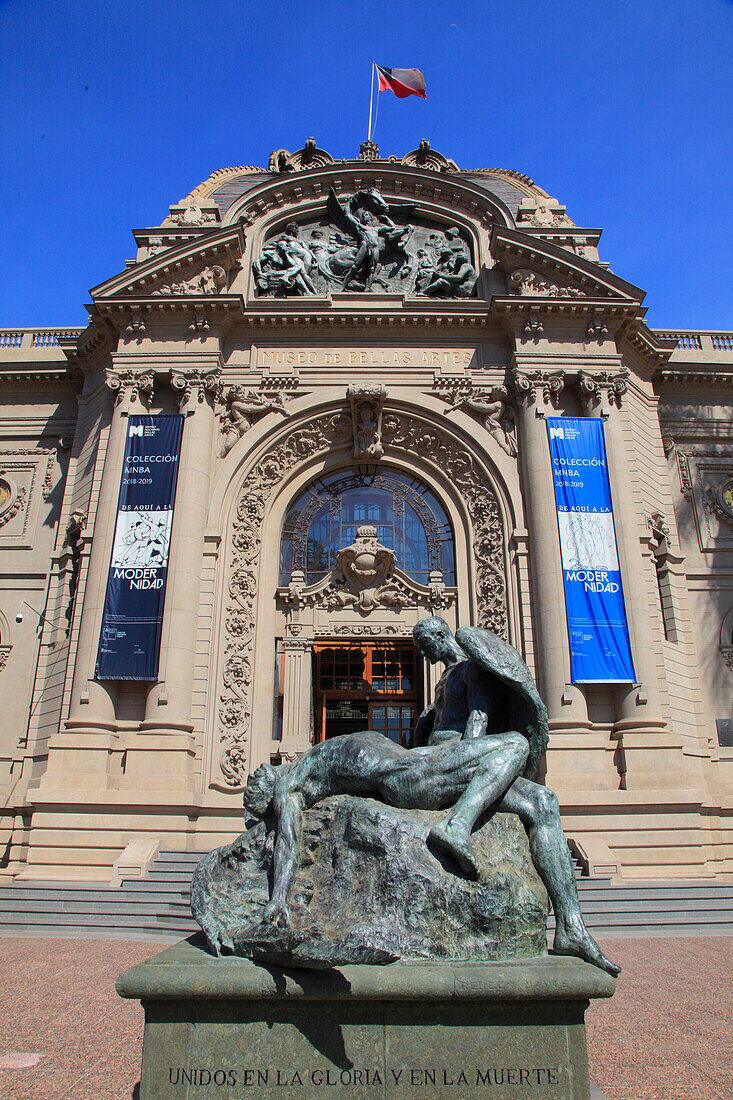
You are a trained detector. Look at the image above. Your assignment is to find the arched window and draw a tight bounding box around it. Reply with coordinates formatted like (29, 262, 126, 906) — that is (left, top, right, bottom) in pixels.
(280, 470, 455, 586)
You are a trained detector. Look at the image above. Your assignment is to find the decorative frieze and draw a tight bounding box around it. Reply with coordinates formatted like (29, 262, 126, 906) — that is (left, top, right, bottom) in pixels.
(151, 264, 227, 296)
(509, 269, 586, 298)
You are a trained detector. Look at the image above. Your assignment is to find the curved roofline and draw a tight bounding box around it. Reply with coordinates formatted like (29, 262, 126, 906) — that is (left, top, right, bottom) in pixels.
(181, 159, 554, 208)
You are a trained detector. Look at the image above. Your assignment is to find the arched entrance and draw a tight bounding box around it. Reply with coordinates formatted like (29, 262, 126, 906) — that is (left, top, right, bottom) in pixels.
(212, 402, 515, 789)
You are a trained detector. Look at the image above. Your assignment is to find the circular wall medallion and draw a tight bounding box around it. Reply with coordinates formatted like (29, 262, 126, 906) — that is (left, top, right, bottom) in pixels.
(714, 477, 733, 523)
(722, 481, 733, 516)
(0, 478, 15, 517)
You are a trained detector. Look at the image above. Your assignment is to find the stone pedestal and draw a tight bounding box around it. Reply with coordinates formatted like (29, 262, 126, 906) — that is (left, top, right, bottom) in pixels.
(117, 939, 615, 1100)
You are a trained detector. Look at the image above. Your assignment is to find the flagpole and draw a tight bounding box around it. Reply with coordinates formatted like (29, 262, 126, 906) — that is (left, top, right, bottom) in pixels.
(367, 62, 376, 142)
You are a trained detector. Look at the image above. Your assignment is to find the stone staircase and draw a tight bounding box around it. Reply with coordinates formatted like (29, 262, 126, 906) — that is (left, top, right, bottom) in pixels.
(0, 849, 732, 942)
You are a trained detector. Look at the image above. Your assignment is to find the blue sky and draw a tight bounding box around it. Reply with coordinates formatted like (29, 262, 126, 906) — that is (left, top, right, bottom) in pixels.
(1, 0, 732, 330)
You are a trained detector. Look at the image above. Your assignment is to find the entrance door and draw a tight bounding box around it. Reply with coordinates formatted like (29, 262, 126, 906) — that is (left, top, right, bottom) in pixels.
(315, 642, 420, 746)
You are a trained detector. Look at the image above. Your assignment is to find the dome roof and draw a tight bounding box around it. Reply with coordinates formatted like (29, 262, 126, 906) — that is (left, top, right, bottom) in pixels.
(177, 141, 557, 223)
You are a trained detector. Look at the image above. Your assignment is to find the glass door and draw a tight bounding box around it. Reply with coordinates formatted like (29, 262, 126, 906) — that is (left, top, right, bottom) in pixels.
(315, 642, 420, 745)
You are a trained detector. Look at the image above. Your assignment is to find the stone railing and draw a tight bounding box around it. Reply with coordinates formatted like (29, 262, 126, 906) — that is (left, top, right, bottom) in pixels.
(654, 330, 733, 353)
(0, 328, 84, 350)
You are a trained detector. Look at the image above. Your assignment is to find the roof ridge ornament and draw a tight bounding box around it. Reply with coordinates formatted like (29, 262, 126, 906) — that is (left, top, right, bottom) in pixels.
(268, 138, 335, 174)
(401, 139, 457, 172)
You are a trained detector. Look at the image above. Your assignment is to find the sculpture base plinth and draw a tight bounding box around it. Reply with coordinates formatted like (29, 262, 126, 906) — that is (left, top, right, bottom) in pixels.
(117, 937, 614, 1099)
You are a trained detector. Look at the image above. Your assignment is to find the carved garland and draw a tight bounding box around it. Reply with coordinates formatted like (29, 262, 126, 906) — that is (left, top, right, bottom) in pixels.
(218, 411, 508, 787)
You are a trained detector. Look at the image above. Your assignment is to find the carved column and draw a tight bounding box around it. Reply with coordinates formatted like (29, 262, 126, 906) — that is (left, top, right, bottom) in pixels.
(512, 365, 626, 794)
(279, 637, 313, 761)
(579, 371, 688, 789)
(512, 368, 588, 724)
(123, 365, 221, 790)
(44, 369, 154, 786)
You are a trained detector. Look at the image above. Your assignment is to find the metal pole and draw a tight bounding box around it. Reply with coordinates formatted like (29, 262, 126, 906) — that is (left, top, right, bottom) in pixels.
(367, 63, 375, 142)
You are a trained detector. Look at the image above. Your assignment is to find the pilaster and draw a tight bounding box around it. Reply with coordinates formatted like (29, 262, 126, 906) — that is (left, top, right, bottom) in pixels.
(40, 367, 154, 787)
(579, 369, 689, 791)
(118, 362, 222, 792)
(279, 637, 314, 761)
(512, 360, 623, 795)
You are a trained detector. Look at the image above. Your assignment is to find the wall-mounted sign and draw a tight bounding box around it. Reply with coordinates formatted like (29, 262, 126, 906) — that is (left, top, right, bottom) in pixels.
(95, 414, 184, 681)
(546, 417, 636, 684)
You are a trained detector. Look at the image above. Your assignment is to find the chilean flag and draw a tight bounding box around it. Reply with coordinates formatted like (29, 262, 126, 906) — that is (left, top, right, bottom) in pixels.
(376, 66, 427, 99)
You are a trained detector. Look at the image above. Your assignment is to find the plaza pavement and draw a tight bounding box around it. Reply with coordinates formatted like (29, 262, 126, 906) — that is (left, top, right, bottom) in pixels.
(0, 935, 730, 1099)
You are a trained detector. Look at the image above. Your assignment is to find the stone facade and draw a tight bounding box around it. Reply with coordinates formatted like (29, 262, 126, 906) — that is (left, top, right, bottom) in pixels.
(0, 140, 731, 883)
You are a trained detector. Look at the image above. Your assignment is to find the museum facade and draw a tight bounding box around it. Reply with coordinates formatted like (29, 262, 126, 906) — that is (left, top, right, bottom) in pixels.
(1, 139, 732, 884)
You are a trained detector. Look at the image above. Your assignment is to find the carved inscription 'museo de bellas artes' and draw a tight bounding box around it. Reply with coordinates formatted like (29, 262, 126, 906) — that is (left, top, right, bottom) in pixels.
(257, 348, 476, 367)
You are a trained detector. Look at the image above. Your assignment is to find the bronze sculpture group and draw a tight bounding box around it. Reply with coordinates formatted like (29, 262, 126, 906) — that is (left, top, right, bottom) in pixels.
(253, 187, 478, 298)
(233, 617, 619, 977)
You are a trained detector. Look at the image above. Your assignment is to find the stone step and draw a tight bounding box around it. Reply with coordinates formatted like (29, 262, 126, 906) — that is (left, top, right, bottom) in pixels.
(2, 846, 733, 944)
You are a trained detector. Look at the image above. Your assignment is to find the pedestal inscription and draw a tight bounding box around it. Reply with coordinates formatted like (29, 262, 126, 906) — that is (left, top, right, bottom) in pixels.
(117, 941, 614, 1100)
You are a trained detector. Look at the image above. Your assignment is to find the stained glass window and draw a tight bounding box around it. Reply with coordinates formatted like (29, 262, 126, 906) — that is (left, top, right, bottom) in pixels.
(280, 470, 455, 586)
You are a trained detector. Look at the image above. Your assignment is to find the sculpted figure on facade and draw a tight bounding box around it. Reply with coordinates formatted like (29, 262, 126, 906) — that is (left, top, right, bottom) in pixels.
(348, 382, 387, 458)
(441, 385, 517, 456)
(253, 223, 318, 296)
(151, 264, 227, 296)
(509, 268, 585, 298)
(219, 386, 289, 457)
(326, 188, 414, 291)
(253, 187, 477, 298)
(418, 246, 477, 299)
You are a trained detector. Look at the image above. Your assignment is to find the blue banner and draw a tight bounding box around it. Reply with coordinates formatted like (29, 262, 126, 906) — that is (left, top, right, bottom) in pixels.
(546, 417, 636, 684)
(95, 414, 184, 680)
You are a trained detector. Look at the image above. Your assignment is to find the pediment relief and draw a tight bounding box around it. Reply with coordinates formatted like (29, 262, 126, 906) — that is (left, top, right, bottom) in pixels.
(491, 227, 643, 302)
(252, 187, 478, 298)
(90, 225, 244, 301)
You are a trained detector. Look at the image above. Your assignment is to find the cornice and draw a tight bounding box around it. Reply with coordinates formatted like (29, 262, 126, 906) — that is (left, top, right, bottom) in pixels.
(90, 224, 245, 300)
(92, 294, 497, 335)
(490, 227, 644, 301)
(654, 367, 733, 388)
(0, 366, 81, 389)
(220, 164, 516, 231)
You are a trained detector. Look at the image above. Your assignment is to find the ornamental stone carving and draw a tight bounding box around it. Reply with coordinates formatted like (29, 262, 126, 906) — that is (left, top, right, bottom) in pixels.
(516, 203, 574, 228)
(170, 367, 221, 408)
(646, 511, 671, 554)
(578, 370, 628, 416)
(220, 413, 352, 786)
(509, 269, 585, 298)
(253, 187, 476, 298)
(400, 140, 458, 173)
(268, 137, 334, 174)
(219, 387, 291, 457)
(704, 477, 733, 526)
(105, 369, 155, 407)
(0, 480, 26, 528)
(677, 452, 693, 500)
(173, 202, 216, 226)
(348, 383, 387, 458)
(220, 412, 507, 787)
(151, 265, 227, 296)
(512, 368, 564, 415)
(438, 384, 517, 456)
